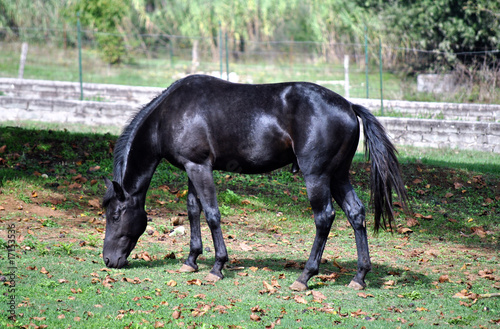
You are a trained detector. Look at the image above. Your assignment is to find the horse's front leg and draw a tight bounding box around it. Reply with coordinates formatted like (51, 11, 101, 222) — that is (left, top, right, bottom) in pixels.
(179, 179, 203, 273)
(185, 163, 228, 281)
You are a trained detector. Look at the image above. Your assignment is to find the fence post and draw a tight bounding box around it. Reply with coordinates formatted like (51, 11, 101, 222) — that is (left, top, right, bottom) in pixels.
(77, 12, 83, 101)
(169, 41, 174, 68)
(344, 55, 350, 98)
(225, 32, 229, 81)
(18, 42, 29, 79)
(364, 25, 369, 98)
(379, 39, 384, 115)
(219, 21, 223, 79)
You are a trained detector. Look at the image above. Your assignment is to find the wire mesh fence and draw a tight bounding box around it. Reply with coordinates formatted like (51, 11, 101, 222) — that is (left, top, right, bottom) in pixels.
(1, 27, 499, 103)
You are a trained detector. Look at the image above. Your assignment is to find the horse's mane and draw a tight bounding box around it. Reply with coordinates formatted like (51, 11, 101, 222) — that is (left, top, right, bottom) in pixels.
(112, 78, 184, 185)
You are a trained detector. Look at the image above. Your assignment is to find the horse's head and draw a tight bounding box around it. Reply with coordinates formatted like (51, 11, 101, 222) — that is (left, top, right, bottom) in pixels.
(102, 178, 147, 268)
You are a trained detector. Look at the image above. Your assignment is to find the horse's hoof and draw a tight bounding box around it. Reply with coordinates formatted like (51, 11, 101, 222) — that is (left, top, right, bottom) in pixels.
(179, 264, 197, 273)
(348, 280, 365, 290)
(205, 273, 222, 282)
(289, 281, 307, 291)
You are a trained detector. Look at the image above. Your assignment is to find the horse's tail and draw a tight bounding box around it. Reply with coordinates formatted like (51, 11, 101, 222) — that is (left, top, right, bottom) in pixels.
(351, 104, 410, 232)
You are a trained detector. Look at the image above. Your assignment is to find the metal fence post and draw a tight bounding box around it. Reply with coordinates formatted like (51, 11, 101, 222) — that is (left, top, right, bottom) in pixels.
(219, 21, 223, 79)
(77, 12, 83, 100)
(364, 25, 369, 99)
(344, 55, 350, 98)
(379, 39, 384, 115)
(225, 32, 229, 81)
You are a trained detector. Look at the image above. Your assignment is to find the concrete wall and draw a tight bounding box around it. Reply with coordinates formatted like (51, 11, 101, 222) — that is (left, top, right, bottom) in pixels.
(0, 78, 162, 104)
(0, 97, 136, 126)
(1, 78, 499, 153)
(351, 98, 500, 122)
(2, 95, 499, 153)
(379, 117, 500, 153)
(2, 78, 499, 122)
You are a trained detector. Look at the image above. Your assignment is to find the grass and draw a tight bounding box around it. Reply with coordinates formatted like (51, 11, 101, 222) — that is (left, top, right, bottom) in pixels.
(1, 41, 484, 103)
(0, 124, 499, 328)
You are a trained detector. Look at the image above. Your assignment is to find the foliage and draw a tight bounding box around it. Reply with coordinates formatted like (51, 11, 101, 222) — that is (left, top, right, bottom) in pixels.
(65, 0, 131, 64)
(357, 0, 500, 70)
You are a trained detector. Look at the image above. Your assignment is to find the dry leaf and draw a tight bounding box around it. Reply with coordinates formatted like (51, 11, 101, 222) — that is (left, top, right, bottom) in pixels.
(312, 290, 327, 302)
(187, 279, 202, 286)
(250, 313, 261, 321)
(240, 243, 253, 251)
(397, 227, 413, 234)
(406, 218, 420, 227)
(261, 281, 277, 294)
(294, 295, 308, 304)
(357, 292, 374, 298)
(438, 275, 450, 283)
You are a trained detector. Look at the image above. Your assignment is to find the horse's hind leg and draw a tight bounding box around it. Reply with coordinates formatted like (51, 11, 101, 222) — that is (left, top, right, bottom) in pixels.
(184, 163, 228, 281)
(180, 179, 203, 273)
(291, 174, 335, 291)
(332, 180, 371, 290)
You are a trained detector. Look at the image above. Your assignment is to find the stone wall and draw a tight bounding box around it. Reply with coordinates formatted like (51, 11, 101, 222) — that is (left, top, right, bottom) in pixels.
(351, 98, 500, 122)
(1, 78, 499, 153)
(0, 78, 162, 104)
(2, 78, 499, 122)
(0, 97, 136, 126)
(379, 117, 500, 153)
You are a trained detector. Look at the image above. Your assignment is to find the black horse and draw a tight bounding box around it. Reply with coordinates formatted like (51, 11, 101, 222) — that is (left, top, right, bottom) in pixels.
(102, 74, 409, 291)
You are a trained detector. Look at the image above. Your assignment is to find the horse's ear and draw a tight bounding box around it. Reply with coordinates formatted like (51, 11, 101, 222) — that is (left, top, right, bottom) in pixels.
(112, 181, 126, 202)
(104, 177, 113, 189)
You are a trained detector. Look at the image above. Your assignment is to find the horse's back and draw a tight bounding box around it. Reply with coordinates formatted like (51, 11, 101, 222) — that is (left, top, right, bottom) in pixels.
(161, 75, 359, 174)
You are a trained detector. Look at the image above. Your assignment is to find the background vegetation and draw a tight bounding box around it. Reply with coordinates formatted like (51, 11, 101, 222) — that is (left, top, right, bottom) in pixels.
(0, 0, 499, 103)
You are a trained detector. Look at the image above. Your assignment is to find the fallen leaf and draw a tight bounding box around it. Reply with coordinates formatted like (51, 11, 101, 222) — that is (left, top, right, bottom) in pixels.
(294, 295, 307, 304)
(438, 275, 450, 283)
(312, 290, 327, 302)
(261, 281, 277, 294)
(166, 280, 177, 287)
(357, 292, 374, 298)
(406, 218, 420, 227)
(470, 226, 487, 238)
(240, 243, 253, 251)
(172, 310, 181, 319)
(250, 313, 261, 321)
(397, 227, 413, 234)
(187, 279, 202, 286)
(351, 309, 368, 317)
(88, 199, 101, 208)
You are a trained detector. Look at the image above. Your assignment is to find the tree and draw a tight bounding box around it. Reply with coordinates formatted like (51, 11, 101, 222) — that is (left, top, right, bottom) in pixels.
(66, 0, 131, 64)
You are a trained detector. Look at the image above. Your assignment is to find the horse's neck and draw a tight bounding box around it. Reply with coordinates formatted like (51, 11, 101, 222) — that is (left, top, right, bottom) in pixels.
(121, 126, 161, 204)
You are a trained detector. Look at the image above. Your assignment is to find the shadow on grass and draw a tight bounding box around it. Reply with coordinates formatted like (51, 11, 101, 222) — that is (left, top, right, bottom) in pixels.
(124, 256, 431, 290)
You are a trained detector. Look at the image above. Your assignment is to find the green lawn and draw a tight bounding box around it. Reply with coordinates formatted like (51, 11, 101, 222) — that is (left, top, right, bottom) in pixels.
(0, 124, 498, 328)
